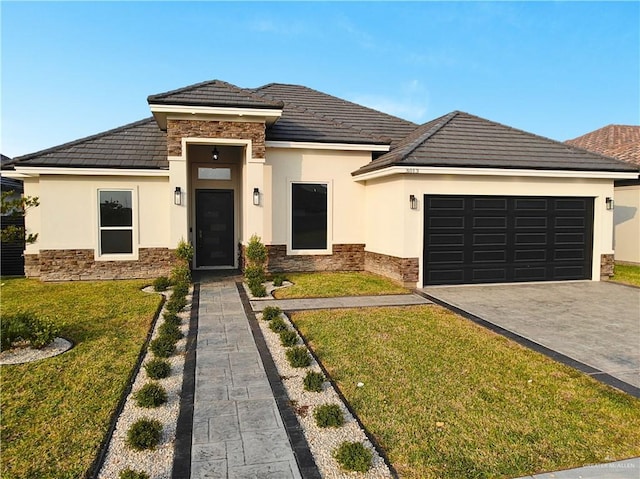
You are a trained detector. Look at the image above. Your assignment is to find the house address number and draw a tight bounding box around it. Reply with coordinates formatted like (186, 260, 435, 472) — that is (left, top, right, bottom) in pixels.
(405, 168, 420, 174)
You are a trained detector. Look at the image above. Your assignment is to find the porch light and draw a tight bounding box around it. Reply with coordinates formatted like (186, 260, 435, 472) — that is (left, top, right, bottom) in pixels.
(606, 197, 614, 210)
(253, 188, 260, 206)
(212, 147, 220, 161)
(409, 194, 418, 210)
(174, 187, 182, 205)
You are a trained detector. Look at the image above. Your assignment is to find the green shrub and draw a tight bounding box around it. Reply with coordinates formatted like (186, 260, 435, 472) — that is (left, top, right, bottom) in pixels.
(269, 317, 288, 333)
(171, 263, 191, 286)
(279, 330, 298, 347)
(261, 306, 281, 321)
(119, 469, 150, 479)
(245, 234, 267, 265)
(126, 418, 163, 451)
(144, 358, 171, 380)
(333, 441, 373, 472)
(245, 265, 266, 284)
(159, 321, 183, 342)
(286, 346, 311, 368)
(153, 276, 170, 292)
(175, 238, 194, 263)
(150, 335, 176, 358)
(0, 312, 60, 351)
(162, 311, 181, 326)
(172, 281, 189, 297)
(134, 382, 168, 408)
(272, 274, 285, 287)
(249, 282, 267, 298)
(303, 371, 325, 392)
(314, 403, 345, 428)
(165, 295, 187, 313)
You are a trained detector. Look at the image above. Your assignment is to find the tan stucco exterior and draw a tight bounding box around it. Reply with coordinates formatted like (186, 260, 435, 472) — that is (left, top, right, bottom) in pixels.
(614, 184, 640, 264)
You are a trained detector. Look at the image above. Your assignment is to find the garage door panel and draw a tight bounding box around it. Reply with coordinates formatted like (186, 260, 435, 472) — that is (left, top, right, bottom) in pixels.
(424, 195, 593, 286)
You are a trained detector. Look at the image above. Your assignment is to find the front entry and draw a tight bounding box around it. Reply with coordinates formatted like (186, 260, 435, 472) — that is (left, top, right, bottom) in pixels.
(195, 189, 235, 267)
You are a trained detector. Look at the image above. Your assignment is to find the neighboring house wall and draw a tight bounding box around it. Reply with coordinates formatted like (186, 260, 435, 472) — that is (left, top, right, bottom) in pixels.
(614, 184, 640, 264)
(363, 173, 615, 285)
(23, 175, 176, 280)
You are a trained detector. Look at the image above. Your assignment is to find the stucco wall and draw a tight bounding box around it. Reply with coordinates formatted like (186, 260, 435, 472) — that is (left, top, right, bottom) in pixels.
(364, 173, 615, 285)
(614, 184, 640, 264)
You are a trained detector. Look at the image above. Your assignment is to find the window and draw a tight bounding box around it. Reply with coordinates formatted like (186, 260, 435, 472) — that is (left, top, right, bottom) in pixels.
(291, 183, 327, 250)
(198, 167, 231, 180)
(99, 190, 133, 255)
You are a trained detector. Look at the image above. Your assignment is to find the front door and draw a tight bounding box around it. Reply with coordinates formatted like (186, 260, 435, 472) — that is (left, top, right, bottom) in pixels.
(195, 189, 235, 267)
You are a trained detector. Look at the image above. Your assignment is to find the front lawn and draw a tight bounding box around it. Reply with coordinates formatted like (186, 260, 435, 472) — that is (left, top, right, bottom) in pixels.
(272, 271, 409, 299)
(612, 263, 640, 287)
(292, 306, 640, 479)
(0, 278, 161, 479)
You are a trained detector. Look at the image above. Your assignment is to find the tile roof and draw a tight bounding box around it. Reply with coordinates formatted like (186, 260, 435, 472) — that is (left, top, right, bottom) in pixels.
(254, 83, 417, 146)
(565, 125, 640, 166)
(148, 79, 284, 109)
(354, 111, 639, 176)
(13, 118, 167, 169)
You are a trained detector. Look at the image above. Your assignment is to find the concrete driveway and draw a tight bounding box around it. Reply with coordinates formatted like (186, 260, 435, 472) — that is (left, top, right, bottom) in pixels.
(421, 281, 640, 394)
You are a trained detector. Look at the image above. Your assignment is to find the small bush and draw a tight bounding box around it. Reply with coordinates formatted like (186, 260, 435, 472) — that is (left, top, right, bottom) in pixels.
(245, 264, 266, 285)
(333, 441, 373, 472)
(261, 306, 281, 321)
(171, 263, 191, 286)
(175, 238, 194, 263)
(245, 234, 267, 265)
(303, 371, 325, 392)
(144, 358, 171, 380)
(172, 281, 189, 298)
(119, 469, 150, 479)
(279, 330, 298, 347)
(134, 382, 168, 408)
(126, 418, 163, 451)
(153, 276, 170, 292)
(162, 311, 181, 326)
(249, 282, 267, 298)
(27, 316, 60, 349)
(159, 321, 183, 342)
(150, 335, 176, 358)
(269, 317, 288, 333)
(314, 404, 345, 428)
(272, 274, 285, 287)
(165, 295, 187, 313)
(0, 312, 60, 351)
(286, 346, 311, 368)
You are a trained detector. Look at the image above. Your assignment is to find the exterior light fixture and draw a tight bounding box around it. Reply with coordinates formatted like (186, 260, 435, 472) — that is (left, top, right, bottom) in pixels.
(253, 188, 260, 206)
(606, 197, 614, 210)
(212, 147, 219, 161)
(174, 187, 182, 205)
(409, 194, 418, 210)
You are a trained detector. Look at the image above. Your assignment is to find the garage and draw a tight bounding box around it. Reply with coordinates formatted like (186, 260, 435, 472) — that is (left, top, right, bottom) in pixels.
(423, 195, 594, 285)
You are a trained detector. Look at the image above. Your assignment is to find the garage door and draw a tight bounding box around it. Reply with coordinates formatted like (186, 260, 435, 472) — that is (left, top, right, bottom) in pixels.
(423, 195, 594, 285)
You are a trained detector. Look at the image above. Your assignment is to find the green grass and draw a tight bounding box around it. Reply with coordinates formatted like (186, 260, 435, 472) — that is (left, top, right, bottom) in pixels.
(292, 306, 640, 479)
(272, 271, 409, 299)
(612, 263, 640, 287)
(0, 278, 161, 479)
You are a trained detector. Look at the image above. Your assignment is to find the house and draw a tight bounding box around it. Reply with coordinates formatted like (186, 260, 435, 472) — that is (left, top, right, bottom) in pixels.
(4, 80, 639, 285)
(1, 154, 26, 276)
(566, 125, 640, 265)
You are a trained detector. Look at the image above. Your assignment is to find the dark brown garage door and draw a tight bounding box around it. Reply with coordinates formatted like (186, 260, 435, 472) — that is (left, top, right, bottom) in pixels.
(423, 195, 594, 286)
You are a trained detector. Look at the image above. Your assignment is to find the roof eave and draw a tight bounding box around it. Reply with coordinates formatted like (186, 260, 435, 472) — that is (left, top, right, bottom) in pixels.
(149, 104, 283, 130)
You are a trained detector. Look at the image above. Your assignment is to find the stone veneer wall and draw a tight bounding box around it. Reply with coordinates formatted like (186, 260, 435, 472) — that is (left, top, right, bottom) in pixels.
(364, 251, 419, 287)
(24, 248, 177, 281)
(166, 119, 266, 158)
(264, 244, 366, 273)
(600, 253, 615, 280)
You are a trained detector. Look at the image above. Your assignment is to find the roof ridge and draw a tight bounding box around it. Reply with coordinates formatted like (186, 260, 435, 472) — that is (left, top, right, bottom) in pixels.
(14, 117, 158, 162)
(396, 111, 460, 159)
(147, 79, 220, 101)
(256, 87, 392, 144)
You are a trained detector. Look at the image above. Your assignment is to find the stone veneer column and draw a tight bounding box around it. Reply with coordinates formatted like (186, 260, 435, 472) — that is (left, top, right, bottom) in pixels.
(600, 253, 615, 280)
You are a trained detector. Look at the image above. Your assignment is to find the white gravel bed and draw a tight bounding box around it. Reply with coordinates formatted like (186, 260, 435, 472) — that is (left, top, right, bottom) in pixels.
(243, 280, 294, 300)
(258, 312, 393, 479)
(0, 337, 73, 365)
(97, 287, 192, 479)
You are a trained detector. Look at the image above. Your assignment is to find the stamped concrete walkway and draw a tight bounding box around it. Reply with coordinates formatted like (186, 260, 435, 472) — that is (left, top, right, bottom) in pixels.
(251, 293, 431, 312)
(190, 280, 301, 478)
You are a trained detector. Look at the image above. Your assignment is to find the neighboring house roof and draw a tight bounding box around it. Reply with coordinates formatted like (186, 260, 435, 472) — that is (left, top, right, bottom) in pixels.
(565, 125, 640, 166)
(1, 154, 23, 191)
(148, 79, 284, 109)
(354, 111, 639, 176)
(12, 118, 168, 169)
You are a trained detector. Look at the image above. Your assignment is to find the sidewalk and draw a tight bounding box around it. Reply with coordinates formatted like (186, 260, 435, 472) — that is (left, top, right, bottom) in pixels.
(189, 279, 302, 478)
(251, 293, 431, 311)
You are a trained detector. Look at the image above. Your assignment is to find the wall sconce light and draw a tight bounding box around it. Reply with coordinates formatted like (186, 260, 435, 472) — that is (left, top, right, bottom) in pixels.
(174, 187, 182, 205)
(409, 194, 418, 210)
(253, 188, 260, 206)
(212, 147, 219, 161)
(606, 197, 614, 210)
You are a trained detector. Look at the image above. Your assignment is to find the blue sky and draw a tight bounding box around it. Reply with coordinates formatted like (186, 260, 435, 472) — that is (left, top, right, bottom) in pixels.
(1, 1, 638, 158)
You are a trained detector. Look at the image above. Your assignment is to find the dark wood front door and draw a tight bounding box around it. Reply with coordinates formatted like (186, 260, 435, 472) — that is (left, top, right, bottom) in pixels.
(196, 189, 234, 267)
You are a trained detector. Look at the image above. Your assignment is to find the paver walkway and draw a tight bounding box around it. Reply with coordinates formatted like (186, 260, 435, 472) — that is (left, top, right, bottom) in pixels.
(190, 280, 301, 479)
(251, 293, 431, 311)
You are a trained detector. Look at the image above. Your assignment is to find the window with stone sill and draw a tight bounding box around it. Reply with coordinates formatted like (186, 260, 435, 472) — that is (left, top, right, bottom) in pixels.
(98, 190, 134, 256)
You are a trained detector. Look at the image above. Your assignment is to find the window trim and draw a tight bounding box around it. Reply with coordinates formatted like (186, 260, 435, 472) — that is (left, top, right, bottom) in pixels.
(96, 188, 138, 260)
(287, 180, 332, 255)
